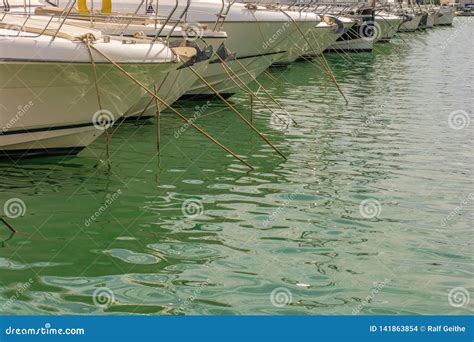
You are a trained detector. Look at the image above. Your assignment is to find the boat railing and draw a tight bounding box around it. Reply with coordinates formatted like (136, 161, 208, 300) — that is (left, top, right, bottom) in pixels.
(0, 0, 195, 44)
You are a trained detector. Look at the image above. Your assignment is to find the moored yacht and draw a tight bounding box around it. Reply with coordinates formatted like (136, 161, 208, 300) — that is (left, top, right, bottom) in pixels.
(434, 5, 455, 25)
(326, 6, 376, 52)
(0, 14, 179, 158)
(109, 0, 317, 99)
(374, 11, 404, 42)
(301, 15, 355, 58)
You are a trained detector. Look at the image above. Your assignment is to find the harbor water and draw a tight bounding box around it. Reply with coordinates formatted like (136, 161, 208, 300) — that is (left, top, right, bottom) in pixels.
(0, 18, 472, 315)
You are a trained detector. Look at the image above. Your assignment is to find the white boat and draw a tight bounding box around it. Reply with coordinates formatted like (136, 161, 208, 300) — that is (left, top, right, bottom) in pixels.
(111, 0, 318, 98)
(0, 14, 178, 158)
(271, 9, 322, 66)
(299, 16, 355, 58)
(398, 12, 423, 32)
(434, 6, 455, 25)
(375, 12, 404, 42)
(326, 7, 376, 52)
(425, 10, 436, 28)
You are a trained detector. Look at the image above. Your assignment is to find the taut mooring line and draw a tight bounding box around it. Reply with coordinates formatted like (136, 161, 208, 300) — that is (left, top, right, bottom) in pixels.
(0, 217, 16, 233)
(214, 52, 292, 127)
(227, 50, 299, 126)
(87, 43, 254, 170)
(280, 10, 349, 105)
(83, 36, 112, 169)
(188, 66, 288, 161)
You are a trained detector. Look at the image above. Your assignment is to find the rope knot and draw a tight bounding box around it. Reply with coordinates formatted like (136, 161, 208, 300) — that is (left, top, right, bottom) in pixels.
(80, 33, 97, 43)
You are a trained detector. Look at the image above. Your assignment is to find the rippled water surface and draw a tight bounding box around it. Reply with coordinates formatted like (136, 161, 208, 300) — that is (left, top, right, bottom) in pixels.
(0, 18, 472, 315)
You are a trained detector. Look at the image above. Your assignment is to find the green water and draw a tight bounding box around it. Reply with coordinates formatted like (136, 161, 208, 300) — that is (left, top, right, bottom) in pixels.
(0, 18, 472, 315)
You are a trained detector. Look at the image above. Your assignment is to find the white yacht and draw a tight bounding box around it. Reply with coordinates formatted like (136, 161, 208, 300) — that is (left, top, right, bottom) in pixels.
(434, 6, 455, 25)
(110, 0, 319, 98)
(0, 14, 179, 158)
(326, 7, 376, 52)
(374, 11, 404, 42)
(301, 15, 355, 57)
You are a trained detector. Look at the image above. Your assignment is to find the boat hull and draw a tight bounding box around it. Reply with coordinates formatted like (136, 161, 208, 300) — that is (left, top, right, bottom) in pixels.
(399, 14, 423, 32)
(124, 60, 209, 118)
(0, 60, 176, 158)
(434, 8, 455, 25)
(184, 20, 299, 96)
(375, 15, 404, 42)
(426, 12, 436, 28)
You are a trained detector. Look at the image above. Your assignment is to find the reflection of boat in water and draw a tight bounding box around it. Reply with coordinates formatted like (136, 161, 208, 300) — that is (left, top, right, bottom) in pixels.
(0, 14, 178, 159)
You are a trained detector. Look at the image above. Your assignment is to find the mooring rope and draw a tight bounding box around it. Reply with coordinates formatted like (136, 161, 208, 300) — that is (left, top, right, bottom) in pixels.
(280, 10, 349, 105)
(85, 42, 254, 170)
(188, 65, 287, 161)
(81, 33, 112, 170)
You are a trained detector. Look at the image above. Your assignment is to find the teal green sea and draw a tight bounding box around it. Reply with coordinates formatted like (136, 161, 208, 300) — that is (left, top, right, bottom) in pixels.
(0, 18, 472, 315)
